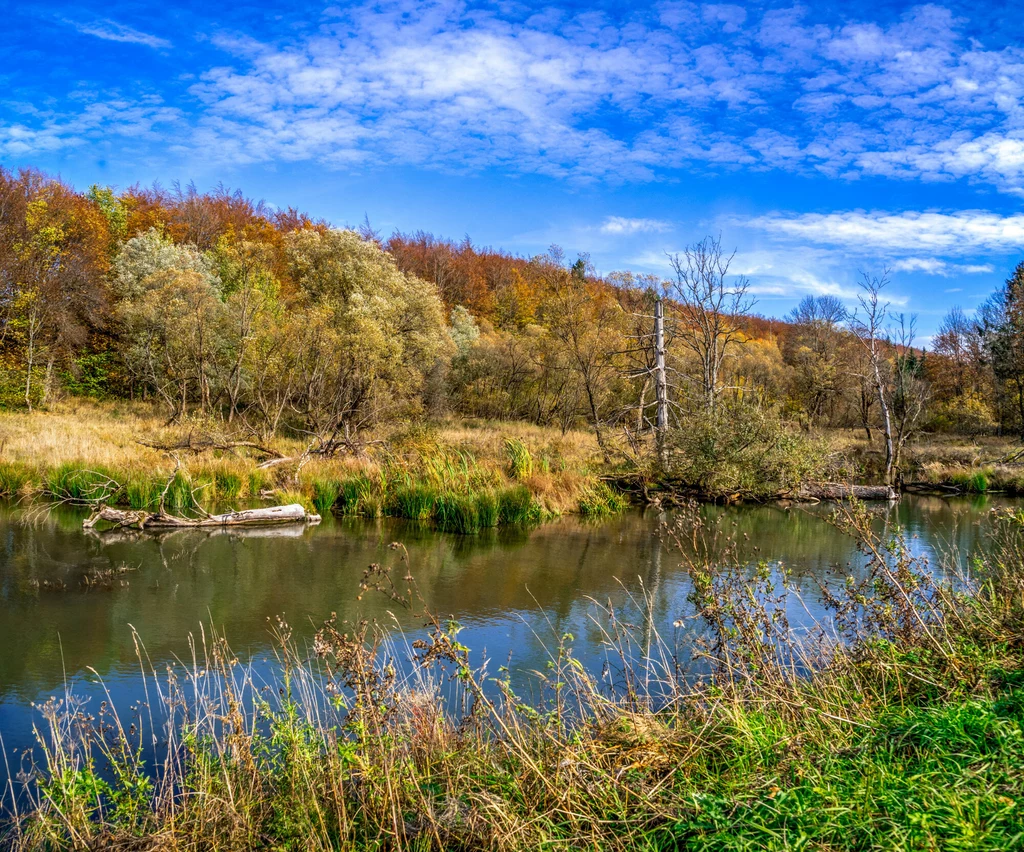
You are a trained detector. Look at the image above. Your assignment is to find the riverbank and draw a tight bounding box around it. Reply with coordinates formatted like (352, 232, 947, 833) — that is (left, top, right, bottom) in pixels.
(827, 429, 1024, 495)
(0, 402, 624, 531)
(2, 403, 1022, 524)
(5, 503, 1023, 850)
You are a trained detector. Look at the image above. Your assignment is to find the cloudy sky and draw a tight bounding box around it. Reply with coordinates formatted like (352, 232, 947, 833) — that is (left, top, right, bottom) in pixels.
(3, 0, 1023, 332)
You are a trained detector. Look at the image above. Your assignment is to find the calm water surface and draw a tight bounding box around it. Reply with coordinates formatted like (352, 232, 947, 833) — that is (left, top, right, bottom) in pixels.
(0, 494, 1005, 773)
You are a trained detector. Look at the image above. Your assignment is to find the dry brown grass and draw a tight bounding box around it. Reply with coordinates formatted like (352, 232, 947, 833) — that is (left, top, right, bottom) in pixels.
(0, 403, 607, 517)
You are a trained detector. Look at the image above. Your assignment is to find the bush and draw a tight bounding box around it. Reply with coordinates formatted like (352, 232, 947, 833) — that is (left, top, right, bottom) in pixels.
(667, 401, 825, 498)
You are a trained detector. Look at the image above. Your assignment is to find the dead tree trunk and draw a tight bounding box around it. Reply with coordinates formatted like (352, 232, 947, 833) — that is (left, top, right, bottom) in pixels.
(654, 297, 668, 471)
(84, 503, 321, 530)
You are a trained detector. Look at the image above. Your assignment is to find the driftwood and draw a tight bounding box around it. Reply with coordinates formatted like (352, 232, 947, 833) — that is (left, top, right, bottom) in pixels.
(83, 503, 321, 531)
(792, 483, 898, 501)
(138, 435, 283, 460)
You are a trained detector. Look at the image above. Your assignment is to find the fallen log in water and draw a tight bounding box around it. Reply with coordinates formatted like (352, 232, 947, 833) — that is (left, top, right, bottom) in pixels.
(83, 503, 321, 530)
(791, 483, 898, 501)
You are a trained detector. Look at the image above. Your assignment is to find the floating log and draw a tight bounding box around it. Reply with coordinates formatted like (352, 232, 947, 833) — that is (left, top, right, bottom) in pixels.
(792, 483, 898, 501)
(83, 503, 321, 530)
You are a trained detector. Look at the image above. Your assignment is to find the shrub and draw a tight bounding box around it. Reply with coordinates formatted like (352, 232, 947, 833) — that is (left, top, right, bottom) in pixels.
(927, 392, 997, 436)
(667, 401, 825, 498)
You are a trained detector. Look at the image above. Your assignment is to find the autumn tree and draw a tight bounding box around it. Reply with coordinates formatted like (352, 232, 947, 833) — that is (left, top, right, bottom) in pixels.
(785, 295, 848, 424)
(112, 228, 224, 415)
(540, 263, 626, 451)
(284, 229, 451, 449)
(0, 170, 110, 408)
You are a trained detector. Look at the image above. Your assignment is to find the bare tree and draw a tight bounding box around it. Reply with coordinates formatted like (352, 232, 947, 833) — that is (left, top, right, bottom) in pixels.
(849, 270, 895, 482)
(666, 235, 754, 413)
(933, 305, 986, 401)
(889, 313, 929, 478)
(849, 270, 927, 486)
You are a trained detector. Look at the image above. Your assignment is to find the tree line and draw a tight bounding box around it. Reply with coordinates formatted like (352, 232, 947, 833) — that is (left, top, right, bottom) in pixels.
(1, 166, 1022, 487)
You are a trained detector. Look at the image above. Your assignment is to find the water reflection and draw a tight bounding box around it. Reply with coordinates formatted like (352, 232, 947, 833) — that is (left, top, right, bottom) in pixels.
(0, 495, 1004, 762)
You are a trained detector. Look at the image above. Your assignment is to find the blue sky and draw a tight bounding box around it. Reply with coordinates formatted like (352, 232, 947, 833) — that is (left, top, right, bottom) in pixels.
(3, 0, 1024, 335)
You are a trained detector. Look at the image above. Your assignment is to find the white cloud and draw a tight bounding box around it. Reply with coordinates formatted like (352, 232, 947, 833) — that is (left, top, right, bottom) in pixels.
(748, 210, 1024, 255)
(891, 257, 996, 276)
(0, 98, 180, 158)
(599, 216, 671, 235)
(71, 19, 172, 50)
(10, 2, 1024, 191)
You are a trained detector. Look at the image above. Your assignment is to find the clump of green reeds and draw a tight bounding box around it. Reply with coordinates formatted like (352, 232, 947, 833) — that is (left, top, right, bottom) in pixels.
(497, 485, 542, 525)
(433, 492, 481, 534)
(124, 473, 160, 509)
(949, 469, 990, 493)
(0, 461, 31, 497)
(247, 468, 271, 498)
(310, 477, 342, 516)
(577, 482, 626, 516)
(503, 436, 533, 480)
(476, 490, 498, 528)
(213, 469, 245, 501)
(44, 463, 120, 504)
(335, 475, 371, 515)
(388, 483, 435, 520)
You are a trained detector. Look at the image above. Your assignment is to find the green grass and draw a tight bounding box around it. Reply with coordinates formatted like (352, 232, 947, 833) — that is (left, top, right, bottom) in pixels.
(336, 475, 372, 515)
(310, 477, 342, 516)
(214, 469, 244, 501)
(124, 474, 159, 509)
(388, 483, 435, 520)
(476, 489, 498, 528)
(44, 462, 119, 503)
(952, 469, 991, 493)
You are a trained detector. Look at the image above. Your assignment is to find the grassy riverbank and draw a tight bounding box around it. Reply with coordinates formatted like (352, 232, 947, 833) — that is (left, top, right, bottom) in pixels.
(6, 503, 1024, 850)
(0, 402, 624, 528)
(828, 429, 1024, 494)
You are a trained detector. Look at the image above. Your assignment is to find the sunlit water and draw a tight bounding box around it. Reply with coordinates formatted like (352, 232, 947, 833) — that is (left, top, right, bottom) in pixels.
(0, 494, 1005, 787)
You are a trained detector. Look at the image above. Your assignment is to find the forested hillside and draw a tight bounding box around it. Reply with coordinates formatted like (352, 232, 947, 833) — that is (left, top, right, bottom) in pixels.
(2, 166, 1022, 494)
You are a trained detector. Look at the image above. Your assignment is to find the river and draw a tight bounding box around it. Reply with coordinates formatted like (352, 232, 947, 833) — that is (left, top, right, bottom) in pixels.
(0, 494, 1005, 786)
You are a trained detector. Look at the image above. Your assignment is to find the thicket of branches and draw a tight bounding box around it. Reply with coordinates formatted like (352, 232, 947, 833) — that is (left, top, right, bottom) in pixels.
(1, 166, 1022, 487)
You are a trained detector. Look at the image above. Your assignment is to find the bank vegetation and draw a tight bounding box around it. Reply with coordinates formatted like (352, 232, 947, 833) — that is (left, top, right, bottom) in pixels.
(3, 166, 1024, 508)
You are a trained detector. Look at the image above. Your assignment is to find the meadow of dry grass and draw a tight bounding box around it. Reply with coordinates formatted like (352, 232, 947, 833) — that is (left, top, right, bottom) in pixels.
(0, 401, 613, 521)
